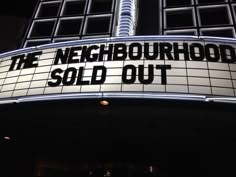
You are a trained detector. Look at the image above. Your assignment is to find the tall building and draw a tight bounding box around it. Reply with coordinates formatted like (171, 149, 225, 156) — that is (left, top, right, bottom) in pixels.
(23, 0, 120, 47)
(23, 0, 236, 48)
(1, 0, 236, 176)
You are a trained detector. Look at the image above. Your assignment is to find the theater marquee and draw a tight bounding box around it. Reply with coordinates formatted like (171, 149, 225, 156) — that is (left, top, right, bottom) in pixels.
(0, 36, 236, 103)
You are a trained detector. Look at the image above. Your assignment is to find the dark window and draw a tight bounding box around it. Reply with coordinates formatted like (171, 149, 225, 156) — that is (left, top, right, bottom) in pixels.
(199, 7, 230, 26)
(165, 0, 192, 7)
(30, 20, 56, 37)
(201, 28, 234, 38)
(197, 0, 227, 5)
(85, 17, 111, 34)
(166, 10, 194, 28)
(166, 31, 196, 35)
(63, 0, 86, 16)
(57, 19, 82, 36)
(23, 0, 117, 47)
(53, 38, 79, 43)
(89, 0, 113, 14)
(25, 40, 50, 47)
(37, 2, 61, 18)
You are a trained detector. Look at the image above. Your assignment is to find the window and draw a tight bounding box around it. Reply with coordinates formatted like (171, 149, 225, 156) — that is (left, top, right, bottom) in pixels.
(56, 18, 83, 36)
(29, 20, 56, 38)
(37, 2, 61, 18)
(165, 29, 197, 35)
(21, 0, 236, 49)
(24, 40, 51, 48)
(53, 37, 79, 43)
(89, 0, 113, 14)
(201, 27, 235, 38)
(165, 0, 192, 7)
(198, 6, 231, 26)
(62, 0, 86, 16)
(197, 0, 227, 5)
(23, 0, 117, 47)
(165, 9, 195, 29)
(161, 0, 236, 38)
(85, 16, 111, 35)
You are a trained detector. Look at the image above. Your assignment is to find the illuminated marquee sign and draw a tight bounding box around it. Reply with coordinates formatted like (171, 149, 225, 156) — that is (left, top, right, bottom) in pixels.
(0, 37, 236, 103)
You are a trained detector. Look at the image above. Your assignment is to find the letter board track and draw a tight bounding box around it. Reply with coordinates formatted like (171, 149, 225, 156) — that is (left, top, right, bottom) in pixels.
(0, 37, 236, 102)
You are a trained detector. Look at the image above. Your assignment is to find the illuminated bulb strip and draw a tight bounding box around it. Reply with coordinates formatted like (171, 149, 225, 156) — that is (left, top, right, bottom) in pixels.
(0, 99, 19, 104)
(117, 0, 137, 36)
(17, 93, 102, 103)
(1, 93, 236, 104)
(102, 92, 207, 101)
(4, 136, 11, 140)
(100, 100, 110, 106)
(205, 97, 236, 103)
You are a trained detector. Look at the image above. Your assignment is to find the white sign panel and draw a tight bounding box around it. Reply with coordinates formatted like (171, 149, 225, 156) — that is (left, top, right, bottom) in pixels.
(0, 37, 236, 103)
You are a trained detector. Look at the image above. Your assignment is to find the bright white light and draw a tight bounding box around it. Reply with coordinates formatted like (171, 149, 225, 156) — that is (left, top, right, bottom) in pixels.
(4, 136, 11, 140)
(117, 0, 137, 36)
(149, 166, 153, 173)
(100, 100, 110, 106)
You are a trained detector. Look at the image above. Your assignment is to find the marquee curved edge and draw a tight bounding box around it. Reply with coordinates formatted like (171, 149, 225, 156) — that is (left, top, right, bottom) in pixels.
(1, 36, 236, 104)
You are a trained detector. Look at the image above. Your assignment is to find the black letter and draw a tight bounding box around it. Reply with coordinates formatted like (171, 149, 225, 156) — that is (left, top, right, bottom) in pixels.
(99, 44, 113, 61)
(80, 46, 88, 63)
(48, 68, 63, 87)
(138, 65, 154, 84)
(85, 45, 99, 62)
(54, 48, 70, 65)
(122, 65, 136, 84)
(9, 54, 25, 71)
(17, 56, 28, 70)
(219, 44, 236, 63)
(67, 47, 82, 64)
(76, 67, 90, 85)
(160, 43, 173, 60)
(156, 65, 171, 85)
(144, 43, 159, 60)
(91, 66, 107, 85)
(62, 67, 77, 86)
(24, 51, 42, 69)
(205, 44, 220, 62)
(190, 43, 205, 61)
(113, 43, 127, 61)
(129, 43, 142, 60)
(173, 43, 189, 60)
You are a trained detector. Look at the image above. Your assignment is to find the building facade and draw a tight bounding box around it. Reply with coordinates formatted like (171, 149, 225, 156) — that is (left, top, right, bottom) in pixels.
(23, 0, 236, 48)
(1, 0, 236, 177)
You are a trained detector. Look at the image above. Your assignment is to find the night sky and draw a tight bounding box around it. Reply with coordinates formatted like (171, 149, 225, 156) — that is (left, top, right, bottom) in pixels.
(0, 0, 38, 53)
(0, 1, 37, 17)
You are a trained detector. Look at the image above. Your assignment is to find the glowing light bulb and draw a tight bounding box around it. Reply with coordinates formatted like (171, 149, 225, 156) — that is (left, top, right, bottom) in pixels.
(4, 136, 11, 140)
(100, 100, 110, 106)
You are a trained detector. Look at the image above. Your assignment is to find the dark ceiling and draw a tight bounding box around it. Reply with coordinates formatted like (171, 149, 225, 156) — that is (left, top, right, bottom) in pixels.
(0, 0, 38, 53)
(0, 99, 236, 176)
(0, 0, 38, 17)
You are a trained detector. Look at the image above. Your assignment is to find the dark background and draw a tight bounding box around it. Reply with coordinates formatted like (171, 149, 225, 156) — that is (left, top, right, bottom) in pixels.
(1, 98, 236, 176)
(0, 0, 236, 176)
(0, 0, 38, 53)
